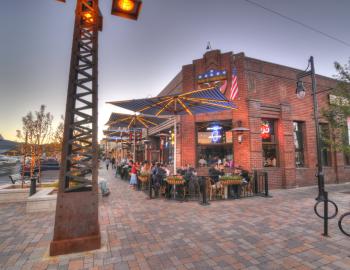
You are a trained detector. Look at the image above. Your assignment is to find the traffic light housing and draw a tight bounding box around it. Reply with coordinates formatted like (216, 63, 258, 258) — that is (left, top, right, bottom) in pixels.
(111, 0, 142, 21)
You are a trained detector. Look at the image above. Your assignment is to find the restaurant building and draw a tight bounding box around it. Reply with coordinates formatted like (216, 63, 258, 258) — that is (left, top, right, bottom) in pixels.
(144, 49, 350, 189)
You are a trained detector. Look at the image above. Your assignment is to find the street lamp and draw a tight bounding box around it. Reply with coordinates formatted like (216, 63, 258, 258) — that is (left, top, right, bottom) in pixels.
(50, 0, 142, 256)
(296, 56, 324, 201)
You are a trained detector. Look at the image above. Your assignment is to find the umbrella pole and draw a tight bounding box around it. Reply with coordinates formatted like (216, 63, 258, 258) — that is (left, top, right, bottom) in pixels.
(174, 116, 176, 175)
(133, 129, 136, 162)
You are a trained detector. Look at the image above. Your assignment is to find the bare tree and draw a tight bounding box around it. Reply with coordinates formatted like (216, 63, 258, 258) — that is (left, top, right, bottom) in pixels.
(19, 105, 54, 179)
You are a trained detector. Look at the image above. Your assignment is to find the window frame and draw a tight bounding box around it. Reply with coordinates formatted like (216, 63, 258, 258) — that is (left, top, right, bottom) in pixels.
(261, 118, 279, 167)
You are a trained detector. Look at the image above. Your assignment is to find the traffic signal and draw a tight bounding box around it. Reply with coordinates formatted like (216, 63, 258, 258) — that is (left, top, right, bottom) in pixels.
(111, 0, 142, 21)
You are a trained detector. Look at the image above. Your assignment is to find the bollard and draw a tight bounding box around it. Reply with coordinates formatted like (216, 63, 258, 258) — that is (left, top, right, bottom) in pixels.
(264, 172, 269, 197)
(323, 191, 329, 236)
(253, 170, 258, 194)
(29, 177, 37, 196)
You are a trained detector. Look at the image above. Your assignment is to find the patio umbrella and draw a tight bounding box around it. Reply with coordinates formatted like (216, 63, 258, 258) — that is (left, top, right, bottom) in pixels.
(108, 87, 237, 173)
(105, 112, 167, 161)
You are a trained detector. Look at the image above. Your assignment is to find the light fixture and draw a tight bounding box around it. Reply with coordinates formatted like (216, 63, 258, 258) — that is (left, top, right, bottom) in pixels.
(111, 0, 142, 20)
(232, 120, 250, 144)
(296, 80, 306, 99)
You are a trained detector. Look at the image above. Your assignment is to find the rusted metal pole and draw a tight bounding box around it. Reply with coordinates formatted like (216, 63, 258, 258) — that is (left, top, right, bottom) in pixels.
(50, 0, 101, 256)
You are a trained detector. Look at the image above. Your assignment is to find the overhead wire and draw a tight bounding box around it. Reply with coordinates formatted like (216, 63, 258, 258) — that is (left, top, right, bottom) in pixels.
(243, 0, 350, 48)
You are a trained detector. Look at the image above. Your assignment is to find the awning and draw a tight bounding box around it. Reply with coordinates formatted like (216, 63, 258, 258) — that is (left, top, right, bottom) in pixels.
(108, 87, 237, 116)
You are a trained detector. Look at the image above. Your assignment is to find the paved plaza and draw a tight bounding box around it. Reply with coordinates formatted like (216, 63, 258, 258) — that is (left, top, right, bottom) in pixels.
(0, 169, 350, 270)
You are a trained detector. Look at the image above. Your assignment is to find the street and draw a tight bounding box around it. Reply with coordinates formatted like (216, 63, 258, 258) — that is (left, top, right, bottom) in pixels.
(0, 168, 350, 269)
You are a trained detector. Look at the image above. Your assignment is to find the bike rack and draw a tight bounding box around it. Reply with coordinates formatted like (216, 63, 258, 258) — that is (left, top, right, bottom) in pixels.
(314, 190, 349, 237)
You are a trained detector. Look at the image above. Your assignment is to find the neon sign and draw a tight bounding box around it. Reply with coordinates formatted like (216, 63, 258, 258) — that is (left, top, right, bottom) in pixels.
(207, 126, 222, 131)
(208, 125, 222, 143)
(261, 122, 271, 139)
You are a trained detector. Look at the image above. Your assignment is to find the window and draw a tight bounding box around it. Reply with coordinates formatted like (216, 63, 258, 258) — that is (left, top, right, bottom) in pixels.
(261, 119, 278, 167)
(196, 121, 233, 166)
(319, 123, 332, 166)
(293, 121, 305, 167)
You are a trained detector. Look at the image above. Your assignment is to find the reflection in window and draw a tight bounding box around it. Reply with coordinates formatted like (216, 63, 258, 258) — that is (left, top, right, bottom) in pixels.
(261, 119, 278, 167)
(293, 121, 305, 167)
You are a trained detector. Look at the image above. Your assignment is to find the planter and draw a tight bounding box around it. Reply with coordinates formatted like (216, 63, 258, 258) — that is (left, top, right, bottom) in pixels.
(220, 176, 243, 186)
(138, 175, 149, 182)
(166, 176, 185, 185)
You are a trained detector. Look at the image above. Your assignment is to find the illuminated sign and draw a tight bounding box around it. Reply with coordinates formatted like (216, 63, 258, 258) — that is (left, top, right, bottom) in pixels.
(207, 125, 222, 143)
(261, 122, 271, 139)
(207, 125, 222, 131)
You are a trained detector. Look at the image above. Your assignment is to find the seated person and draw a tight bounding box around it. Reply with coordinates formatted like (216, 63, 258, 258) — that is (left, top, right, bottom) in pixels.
(209, 164, 224, 184)
(198, 157, 207, 167)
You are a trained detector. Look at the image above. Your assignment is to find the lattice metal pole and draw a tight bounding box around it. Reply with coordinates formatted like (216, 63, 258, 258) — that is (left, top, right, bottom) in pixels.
(50, 0, 102, 256)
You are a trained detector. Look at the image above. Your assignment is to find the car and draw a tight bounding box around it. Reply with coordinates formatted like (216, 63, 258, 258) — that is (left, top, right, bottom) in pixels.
(40, 159, 60, 171)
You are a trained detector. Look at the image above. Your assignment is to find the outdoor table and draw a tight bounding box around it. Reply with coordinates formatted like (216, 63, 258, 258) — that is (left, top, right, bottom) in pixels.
(165, 176, 185, 199)
(219, 179, 243, 199)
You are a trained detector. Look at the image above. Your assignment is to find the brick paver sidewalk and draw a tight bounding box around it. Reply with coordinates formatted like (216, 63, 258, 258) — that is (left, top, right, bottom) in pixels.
(0, 168, 350, 270)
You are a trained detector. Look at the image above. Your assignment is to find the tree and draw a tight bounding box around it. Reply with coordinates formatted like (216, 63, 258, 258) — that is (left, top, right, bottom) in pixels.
(52, 115, 64, 160)
(322, 59, 350, 158)
(18, 105, 54, 178)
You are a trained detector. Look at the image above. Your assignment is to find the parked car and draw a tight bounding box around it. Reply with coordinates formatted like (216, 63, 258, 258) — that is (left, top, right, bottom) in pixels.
(40, 159, 60, 171)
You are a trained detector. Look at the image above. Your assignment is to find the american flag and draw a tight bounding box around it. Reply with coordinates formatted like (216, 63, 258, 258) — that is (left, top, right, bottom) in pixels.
(229, 68, 239, 100)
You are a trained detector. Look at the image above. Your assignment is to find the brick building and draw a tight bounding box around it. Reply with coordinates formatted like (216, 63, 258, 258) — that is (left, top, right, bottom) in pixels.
(144, 49, 350, 189)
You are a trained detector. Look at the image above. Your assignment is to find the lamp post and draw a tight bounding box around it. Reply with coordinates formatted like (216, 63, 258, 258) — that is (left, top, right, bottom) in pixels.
(296, 56, 324, 201)
(50, 0, 142, 256)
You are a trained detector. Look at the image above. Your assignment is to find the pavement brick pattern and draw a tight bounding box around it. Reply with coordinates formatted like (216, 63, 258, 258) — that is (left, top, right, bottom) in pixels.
(0, 168, 350, 270)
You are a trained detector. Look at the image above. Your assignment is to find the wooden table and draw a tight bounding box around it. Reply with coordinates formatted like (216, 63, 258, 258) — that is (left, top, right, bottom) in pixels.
(220, 179, 243, 199)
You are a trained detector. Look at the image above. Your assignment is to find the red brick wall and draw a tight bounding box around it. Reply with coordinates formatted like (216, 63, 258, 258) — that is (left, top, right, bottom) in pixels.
(171, 50, 349, 188)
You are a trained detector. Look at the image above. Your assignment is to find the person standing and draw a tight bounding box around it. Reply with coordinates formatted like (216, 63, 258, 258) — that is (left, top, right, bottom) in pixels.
(129, 160, 138, 189)
(111, 157, 116, 169)
(105, 157, 110, 170)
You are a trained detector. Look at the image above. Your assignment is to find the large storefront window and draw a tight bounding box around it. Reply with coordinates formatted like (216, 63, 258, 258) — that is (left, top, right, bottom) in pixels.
(319, 123, 332, 166)
(293, 121, 305, 167)
(196, 121, 233, 167)
(261, 119, 278, 167)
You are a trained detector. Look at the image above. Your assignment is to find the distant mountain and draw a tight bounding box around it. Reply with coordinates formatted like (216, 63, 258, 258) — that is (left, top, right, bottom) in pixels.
(0, 136, 18, 154)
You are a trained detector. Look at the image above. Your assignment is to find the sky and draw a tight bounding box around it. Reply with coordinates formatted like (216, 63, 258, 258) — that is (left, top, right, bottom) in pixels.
(0, 0, 349, 142)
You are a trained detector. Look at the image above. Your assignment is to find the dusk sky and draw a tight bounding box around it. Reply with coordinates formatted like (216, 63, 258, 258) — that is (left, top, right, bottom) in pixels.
(0, 0, 349, 141)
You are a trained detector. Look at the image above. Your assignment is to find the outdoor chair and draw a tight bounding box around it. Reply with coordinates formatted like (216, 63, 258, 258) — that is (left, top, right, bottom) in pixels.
(209, 181, 224, 200)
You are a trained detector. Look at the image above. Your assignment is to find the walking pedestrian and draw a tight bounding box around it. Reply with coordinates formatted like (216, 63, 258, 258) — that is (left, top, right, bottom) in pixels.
(111, 157, 116, 169)
(105, 157, 110, 170)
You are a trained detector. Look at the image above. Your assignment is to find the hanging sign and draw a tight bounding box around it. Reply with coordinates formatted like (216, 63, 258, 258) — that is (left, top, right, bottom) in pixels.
(261, 122, 271, 139)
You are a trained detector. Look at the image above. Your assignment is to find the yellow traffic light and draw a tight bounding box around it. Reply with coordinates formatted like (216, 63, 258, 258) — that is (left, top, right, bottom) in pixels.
(111, 0, 142, 21)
